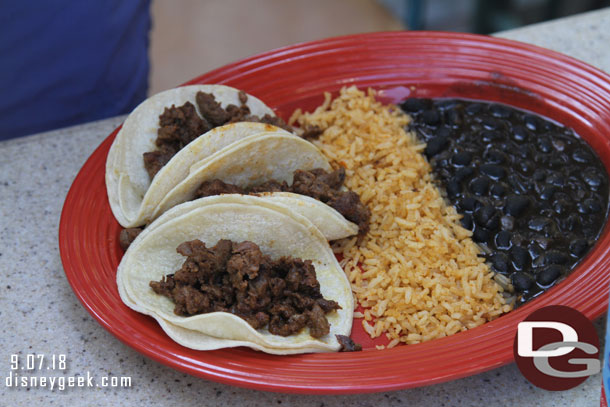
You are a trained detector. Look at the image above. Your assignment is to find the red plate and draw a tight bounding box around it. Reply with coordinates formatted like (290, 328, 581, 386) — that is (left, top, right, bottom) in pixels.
(59, 32, 610, 394)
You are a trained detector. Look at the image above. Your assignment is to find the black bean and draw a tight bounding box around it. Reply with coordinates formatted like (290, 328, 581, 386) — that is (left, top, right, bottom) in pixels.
(541, 120, 555, 132)
(506, 175, 529, 194)
(528, 217, 551, 233)
(567, 175, 584, 188)
(481, 117, 501, 130)
(518, 161, 534, 174)
(546, 173, 565, 187)
(465, 103, 483, 115)
(537, 137, 553, 153)
(537, 265, 563, 286)
(495, 231, 512, 249)
(480, 164, 506, 180)
(571, 187, 587, 202)
(510, 246, 530, 270)
(569, 239, 589, 257)
(454, 166, 475, 182)
(436, 169, 451, 181)
(481, 130, 502, 143)
(436, 126, 453, 139)
(459, 196, 481, 212)
(584, 198, 604, 214)
(484, 150, 506, 164)
(548, 155, 569, 169)
(512, 125, 528, 142)
(490, 183, 507, 198)
(422, 109, 441, 126)
(469, 176, 490, 196)
(500, 215, 515, 231)
(533, 236, 551, 251)
(425, 136, 448, 158)
(401, 98, 431, 112)
(532, 254, 546, 268)
(583, 171, 603, 189)
(534, 153, 550, 166)
(437, 100, 461, 110)
(446, 109, 462, 127)
(552, 199, 572, 215)
(551, 139, 565, 152)
(532, 169, 546, 182)
(474, 205, 500, 230)
(504, 194, 530, 216)
(561, 214, 579, 232)
(515, 144, 530, 159)
(582, 224, 599, 240)
(523, 115, 539, 131)
(413, 127, 434, 142)
(512, 272, 534, 292)
(553, 191, 570, 201)
(452, 151, 472, 166)
(576, 199, 603, 215)
(446, 178, 461, 198)
(460, 213, 473, 230)
(490, 104, 511, 119)
(528, 243, 544, 261)
(544, 250, 569, 265)
(490, 253, 510, 273)
(434, 154, 451, 169)
(472, 226, 492, 242)
(572, 149, 592, 163)
(469, 122, 481, 133)
(539, 185, 556, 201)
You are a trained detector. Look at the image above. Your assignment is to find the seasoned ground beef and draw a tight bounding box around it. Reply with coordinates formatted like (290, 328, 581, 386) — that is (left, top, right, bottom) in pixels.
(143, 91, 293, 179)
(149, 239, 341, 338)
(194, 168, 371, 236)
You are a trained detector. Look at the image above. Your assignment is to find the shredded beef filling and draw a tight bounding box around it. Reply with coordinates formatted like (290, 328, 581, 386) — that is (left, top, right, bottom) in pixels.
(149, 239, 341, 338)
(143, 91, 293, 179)
(194, 167, 371, 235)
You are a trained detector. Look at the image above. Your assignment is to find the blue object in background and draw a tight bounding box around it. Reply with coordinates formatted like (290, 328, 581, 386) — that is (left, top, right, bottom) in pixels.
(0, 1, 151, 140)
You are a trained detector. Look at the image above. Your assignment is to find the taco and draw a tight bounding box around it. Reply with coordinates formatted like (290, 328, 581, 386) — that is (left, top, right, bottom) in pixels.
(143, 194, 358, 242)
(116, 137, 371, 248)
(106, 84, 289, 228)
(116, 197, 354, 353)
(151, 132, 334, 219)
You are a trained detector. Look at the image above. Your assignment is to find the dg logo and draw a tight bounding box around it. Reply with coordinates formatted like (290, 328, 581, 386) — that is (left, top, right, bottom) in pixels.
(513, 305, 600, 391)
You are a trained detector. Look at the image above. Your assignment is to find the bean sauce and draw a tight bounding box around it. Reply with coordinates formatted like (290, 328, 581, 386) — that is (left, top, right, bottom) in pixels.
(401, 98, 609, 306)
